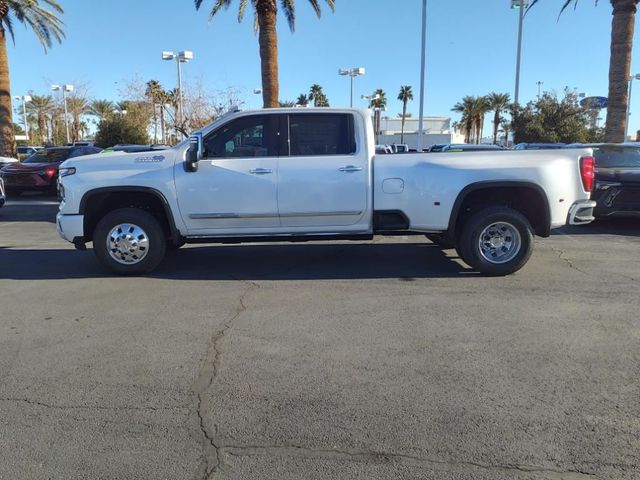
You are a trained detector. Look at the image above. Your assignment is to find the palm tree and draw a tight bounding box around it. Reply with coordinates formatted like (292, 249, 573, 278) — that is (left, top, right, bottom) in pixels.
(486, 92, 510, 144)
(452, 96, 490, 144)
(308, 84, 325, 107)
(296, 93, 308, 106)
(195, 0, 335, 109)
(25, 94, 54, 144)
(156, 90, 172, 144)
(89, 99, 115, 121)
(397, 85, 413, 144)
(0, 0, 64, 156)
(452, 96, 476, 143)
(528, 0, 638, 142)
(146, 80, 163, 143)
(369, 89, 387, 144)
(470, 96, 490, 144)
(66, 96, 90, 142)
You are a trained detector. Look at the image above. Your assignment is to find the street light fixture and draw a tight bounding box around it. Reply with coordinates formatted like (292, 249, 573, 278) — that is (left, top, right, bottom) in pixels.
(625, 73, 640, 140)
(338, 67, 365, 108)
(13, 95, 32, 140)
(162, 50, 194, 138)
(361, 93, 380, 104)
(51, 84, 73, 144)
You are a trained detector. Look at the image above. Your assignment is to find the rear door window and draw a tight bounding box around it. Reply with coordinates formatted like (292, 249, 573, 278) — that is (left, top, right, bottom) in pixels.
(287, 114, 356, 157)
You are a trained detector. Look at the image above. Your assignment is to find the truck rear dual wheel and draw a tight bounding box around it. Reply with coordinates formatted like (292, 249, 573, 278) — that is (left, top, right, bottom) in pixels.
(456, 206, 534, 276)
(93, 208, 167, 275)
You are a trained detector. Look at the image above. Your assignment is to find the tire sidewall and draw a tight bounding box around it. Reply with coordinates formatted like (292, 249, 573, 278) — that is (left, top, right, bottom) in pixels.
(460, 207, 534, 276)
(93, 208, 167, 275)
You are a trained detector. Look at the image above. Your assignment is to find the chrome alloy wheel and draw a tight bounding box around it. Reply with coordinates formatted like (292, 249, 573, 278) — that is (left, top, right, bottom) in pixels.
(107, 223, 150, 265)
(478, 221, 522, 264)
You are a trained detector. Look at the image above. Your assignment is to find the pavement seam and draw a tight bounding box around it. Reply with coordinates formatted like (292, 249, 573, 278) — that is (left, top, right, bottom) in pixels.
(1, 397, 189, 412)
(222, 444, 598, 479)
(190, 280, 260, 480)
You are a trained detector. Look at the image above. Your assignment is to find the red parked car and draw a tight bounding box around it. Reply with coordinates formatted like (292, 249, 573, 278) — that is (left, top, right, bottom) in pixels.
(0, 146, 100, 196)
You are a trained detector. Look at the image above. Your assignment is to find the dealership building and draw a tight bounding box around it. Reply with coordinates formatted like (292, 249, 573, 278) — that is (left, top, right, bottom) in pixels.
(376, 116, 465, 149)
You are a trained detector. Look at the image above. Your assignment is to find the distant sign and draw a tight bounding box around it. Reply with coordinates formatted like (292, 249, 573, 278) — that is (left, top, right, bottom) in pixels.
(580, 96, 608, 109)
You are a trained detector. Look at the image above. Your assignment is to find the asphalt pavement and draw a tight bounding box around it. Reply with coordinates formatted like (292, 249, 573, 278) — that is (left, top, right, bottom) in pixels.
(1, 194, 639, 480)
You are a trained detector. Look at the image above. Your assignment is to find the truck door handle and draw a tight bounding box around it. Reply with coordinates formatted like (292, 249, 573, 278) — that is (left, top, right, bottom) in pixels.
(249, 168, 273, 175)
(339, 165, 363, 172)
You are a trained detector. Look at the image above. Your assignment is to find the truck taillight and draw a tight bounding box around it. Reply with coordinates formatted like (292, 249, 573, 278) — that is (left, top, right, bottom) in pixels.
(580, 156, 595, 192)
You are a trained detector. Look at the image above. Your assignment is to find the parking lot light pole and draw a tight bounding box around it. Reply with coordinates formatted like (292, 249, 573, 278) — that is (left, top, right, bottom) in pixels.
(417, 0, 428, 152)
(51, 84, 73, 144)
(338, 67, 366, 108)
(162, 50, 194, 138)
(625, 73, 640, 140)
(512, 0, 528, 107)
(13, 95, 32, 140)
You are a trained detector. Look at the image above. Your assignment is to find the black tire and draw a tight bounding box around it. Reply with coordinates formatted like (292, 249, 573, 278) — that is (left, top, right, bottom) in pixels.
(456, 206, 534, 276)
(93, 208, 167, 275)
(425, 233, 456, 249)
(6, 187, 22, 197)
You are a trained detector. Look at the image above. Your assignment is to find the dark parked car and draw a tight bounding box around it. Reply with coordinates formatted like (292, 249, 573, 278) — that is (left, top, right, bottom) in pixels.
(102, 144, 170, 154)
(428, 144, 447, 152)
(440, 144, 505, 152)
(0, 177, 5, 208)
(0, 145, 100, 196)
(514, 143, 567, 150)
(588, 144, 640, 218)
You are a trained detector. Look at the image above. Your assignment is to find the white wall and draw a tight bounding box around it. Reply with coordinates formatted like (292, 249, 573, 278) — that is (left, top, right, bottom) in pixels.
(378, 132, 466, 150)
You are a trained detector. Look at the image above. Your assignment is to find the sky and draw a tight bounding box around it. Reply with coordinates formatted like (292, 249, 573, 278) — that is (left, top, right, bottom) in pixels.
(10, 0, 640, 136)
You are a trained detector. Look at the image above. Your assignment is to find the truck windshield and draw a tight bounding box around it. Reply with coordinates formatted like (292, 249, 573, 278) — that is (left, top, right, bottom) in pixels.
(23, 148, 72, 164)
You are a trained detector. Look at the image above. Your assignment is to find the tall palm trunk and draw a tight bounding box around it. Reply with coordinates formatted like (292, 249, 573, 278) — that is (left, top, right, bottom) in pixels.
(400, 100, 407, 144)
(152, 105, 158, 144)
(492, 110, 500, 144)
(160, 106, 166, 144)
(605, 0, 637, 142)
(257, 4, 279, 108)
(38, 113, 47, 144)
(0, 26, 15, 157)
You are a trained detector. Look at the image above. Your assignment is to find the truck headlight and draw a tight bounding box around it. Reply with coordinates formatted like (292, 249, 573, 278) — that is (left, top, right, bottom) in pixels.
(59, 167, 76, 177)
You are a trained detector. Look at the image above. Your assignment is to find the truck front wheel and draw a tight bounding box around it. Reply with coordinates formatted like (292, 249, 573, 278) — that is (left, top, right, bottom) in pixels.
(93, 208, 167, 275)
(457, 206, 533, 276)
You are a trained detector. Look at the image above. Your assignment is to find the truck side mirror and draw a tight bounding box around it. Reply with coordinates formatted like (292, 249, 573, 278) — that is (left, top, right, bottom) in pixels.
(185, 133, 203, 172)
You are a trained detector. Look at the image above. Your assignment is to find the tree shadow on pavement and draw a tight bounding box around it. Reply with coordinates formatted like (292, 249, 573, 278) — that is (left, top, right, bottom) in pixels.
(0, 243, 478, 281)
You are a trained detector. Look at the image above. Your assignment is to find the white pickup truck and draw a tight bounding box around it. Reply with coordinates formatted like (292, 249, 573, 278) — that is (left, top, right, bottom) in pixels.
(56, 108, 596, 276)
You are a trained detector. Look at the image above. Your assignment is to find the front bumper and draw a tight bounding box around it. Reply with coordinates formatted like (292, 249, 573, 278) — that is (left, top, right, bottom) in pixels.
(56, 212, 85, 245)
(567, 200, 597, 225)
(2, 172, 57, 189)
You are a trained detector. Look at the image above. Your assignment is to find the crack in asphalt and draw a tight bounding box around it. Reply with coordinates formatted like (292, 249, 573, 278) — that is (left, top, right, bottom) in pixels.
(221, 444, 598, 479)
(1, 397, 189, 412)
(551, 247, 589, 275)
(190, 280, 260, 480)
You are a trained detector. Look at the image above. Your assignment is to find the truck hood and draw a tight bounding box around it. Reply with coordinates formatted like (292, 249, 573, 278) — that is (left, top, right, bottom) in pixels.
(60, 150, 177, 172)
